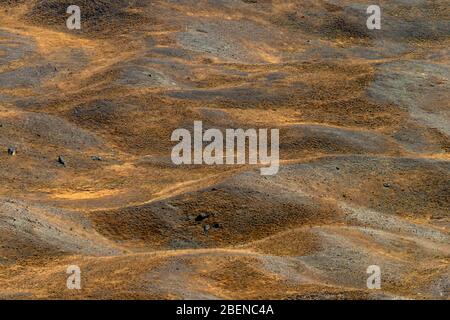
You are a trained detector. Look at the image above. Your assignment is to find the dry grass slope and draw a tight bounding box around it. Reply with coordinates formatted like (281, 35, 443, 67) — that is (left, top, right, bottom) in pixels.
(0, 0, 448, 299)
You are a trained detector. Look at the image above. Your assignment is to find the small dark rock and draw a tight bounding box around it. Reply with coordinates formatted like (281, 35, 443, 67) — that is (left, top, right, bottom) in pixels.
(383, 182, 391, 188)
(57, 155, 66, 166)
(195, 213, 209, 222)
(336, 167, 340, 170)
(91, 156, 102, 161)
(212, 222, 222, 229)
(7, 147, 16, 156)
(203, 224, 210, 233)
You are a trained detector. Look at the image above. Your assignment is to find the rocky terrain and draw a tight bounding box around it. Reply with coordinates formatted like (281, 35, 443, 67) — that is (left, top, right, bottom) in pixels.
(0, 0, 448, 299)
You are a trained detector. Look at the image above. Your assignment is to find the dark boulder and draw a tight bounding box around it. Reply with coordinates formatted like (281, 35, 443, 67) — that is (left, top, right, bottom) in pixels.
(57, 155, 66, 166)
(195, 213, 209, 222)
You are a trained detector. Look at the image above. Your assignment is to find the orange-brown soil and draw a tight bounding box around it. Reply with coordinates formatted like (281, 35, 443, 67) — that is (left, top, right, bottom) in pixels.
(0, 0, 448, 299)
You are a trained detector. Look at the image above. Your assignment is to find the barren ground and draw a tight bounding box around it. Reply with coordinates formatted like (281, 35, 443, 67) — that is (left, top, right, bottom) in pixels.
(0, 0, 448, 299)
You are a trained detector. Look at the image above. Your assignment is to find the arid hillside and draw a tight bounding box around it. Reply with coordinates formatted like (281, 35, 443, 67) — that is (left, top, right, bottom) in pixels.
(0, 0, 448, 299)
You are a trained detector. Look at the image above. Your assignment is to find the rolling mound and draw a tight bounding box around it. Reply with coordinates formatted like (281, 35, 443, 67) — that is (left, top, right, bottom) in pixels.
(0, 0, 448, 300)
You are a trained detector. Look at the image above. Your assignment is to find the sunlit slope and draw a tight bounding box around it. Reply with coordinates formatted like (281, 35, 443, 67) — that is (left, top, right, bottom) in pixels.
(0, 0, 448, 299)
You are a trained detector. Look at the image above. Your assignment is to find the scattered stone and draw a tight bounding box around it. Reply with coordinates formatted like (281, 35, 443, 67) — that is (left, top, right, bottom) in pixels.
(336, 166, 340, 170)
(7, 147, 16, 156)
(383, 182, 391, 188)
(203, 224, 210, 233)
(91, 156, 102, 161)
(195, 213, 209, 222)
(212, 222, 222, 229)
(57, 155, 66, 166)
